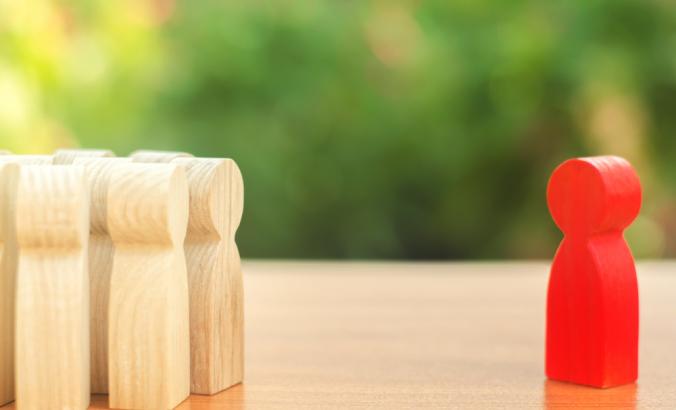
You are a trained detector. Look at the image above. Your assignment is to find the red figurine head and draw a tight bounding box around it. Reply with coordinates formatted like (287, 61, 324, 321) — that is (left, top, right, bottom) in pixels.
(547, 156, 642, 237)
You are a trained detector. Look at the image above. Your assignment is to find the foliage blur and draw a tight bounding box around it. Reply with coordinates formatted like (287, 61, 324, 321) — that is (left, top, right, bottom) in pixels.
(1, 0, 675, 259)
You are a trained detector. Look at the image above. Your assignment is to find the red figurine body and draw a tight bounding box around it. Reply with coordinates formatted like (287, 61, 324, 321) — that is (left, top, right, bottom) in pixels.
(546, 156, 641, 388)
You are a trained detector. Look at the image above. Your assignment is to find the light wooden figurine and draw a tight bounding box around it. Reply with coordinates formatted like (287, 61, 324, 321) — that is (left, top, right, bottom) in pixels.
(0, 154, 46, 405)
(14, 165, 90, 410)
(176, 157, 244, 394)
(131, 151, 245, 394)
(1, 151, 112, 400)
(0, 162, 18, 406)
(73, 157, 130, 394)
(41, 149, 114, 393)
(2, 152, 104, 403)
(53, 148, 115, 164)
(107, 163, 190, 409)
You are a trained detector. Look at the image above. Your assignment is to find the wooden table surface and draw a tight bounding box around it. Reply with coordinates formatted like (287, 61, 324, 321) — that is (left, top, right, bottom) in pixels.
(4, 261, 676, 409)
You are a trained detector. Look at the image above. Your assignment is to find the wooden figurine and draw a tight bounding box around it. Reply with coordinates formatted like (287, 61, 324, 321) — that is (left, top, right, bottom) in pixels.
(546, 156, 642, 388)
(0, 154, 47, 404)
(174, 157, 244, 394)
(2, 152, 101, 402)
(107, 163, 190, 409)
(14, 165, 90, 410)
(53, 148, 115, 164)
(131, 151, 245, 394)
(73, 157, 131, 394)
(0, 162, 18, 406)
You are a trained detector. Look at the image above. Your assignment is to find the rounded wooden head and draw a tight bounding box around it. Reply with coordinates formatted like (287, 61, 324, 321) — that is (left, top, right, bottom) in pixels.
(53, 149, 115, 165)
(73, 157, 132, 234)
(0, 155, 53, 165)
(107, 163, 189, 246)
(547, 156, 642, 235)
(130, 150, 193, 163)
(15, 165, 89, 248)
(172, 158, 244, 239)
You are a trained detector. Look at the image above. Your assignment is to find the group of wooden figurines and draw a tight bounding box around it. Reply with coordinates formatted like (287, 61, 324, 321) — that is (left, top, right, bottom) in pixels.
(0, 149, 244, 409)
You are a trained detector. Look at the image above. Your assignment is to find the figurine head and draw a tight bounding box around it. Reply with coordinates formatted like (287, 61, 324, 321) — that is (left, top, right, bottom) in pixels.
(547, 156, 642, 236)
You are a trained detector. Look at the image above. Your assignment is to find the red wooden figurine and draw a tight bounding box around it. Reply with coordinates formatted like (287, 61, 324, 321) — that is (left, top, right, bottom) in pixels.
(546, 156, 641, 388)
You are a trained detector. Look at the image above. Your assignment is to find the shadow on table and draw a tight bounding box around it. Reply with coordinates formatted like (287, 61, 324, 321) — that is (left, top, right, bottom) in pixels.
(544, 379, 637, 409)
(87, 385, 246, 409)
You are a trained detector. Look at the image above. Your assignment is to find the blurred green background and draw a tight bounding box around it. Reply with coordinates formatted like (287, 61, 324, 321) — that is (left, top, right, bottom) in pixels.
(1, 0, 675, 259)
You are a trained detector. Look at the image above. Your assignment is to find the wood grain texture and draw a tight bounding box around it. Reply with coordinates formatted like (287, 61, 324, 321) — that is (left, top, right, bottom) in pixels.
(172, 158, 244, 394)
(14, 165, 90, 410)
(0, 155, 51, 405)
(4, 261, 676, 409)
(0, 155, 52, 165)
(107, 163, 190, 410)
(0, 163, 18, 406)
(73, 158, 132, 394)
(130, 150, 193, 163)
(53, 149, 115, 164)
(131, 151, 245, 394)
